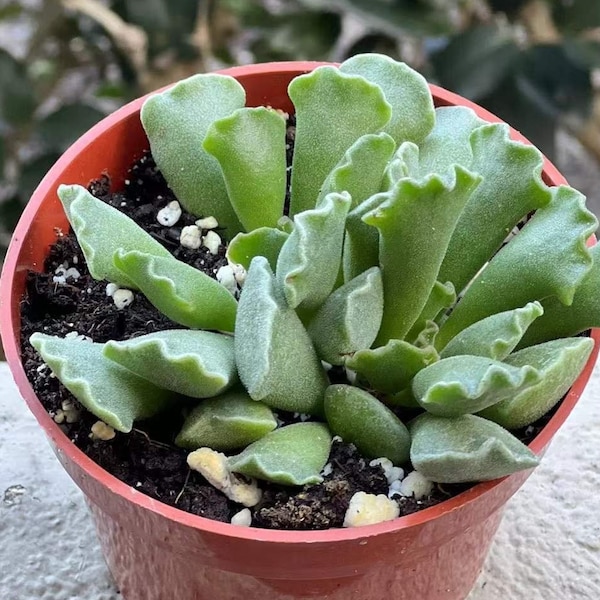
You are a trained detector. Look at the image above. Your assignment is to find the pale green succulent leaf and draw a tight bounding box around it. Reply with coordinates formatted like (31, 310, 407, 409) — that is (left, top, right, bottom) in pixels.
(228, 423, 332, 486)
(381, 142, 419, 190)
(30, 334, 171, 432)
(140, 73, 245, 235)
(288, 66, 391, 215)
(58, 184, 170, 288)
(412, 355, 541, 417)
(406, 281, 456, 343)
(479, 337, 594, 429)
(409, 413, 539, 483)
(103, 330, 237, 398)
(113, 250, 237, 332)
(203, 107, 286, 231)
(226, 227, 289, 272)
(235, 256, 328, 415)
(413, 320, 440, 349)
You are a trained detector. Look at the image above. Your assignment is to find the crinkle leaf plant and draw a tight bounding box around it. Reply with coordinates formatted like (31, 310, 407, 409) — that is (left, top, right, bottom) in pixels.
(32, 54, 600, 493)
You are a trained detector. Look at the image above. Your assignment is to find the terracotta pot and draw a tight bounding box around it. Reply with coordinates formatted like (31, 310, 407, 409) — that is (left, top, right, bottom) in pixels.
(1, 62, 598, 600)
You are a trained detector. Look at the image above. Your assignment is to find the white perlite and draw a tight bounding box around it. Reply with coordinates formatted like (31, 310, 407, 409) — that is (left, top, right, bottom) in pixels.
(370, 457, 404, 485)
(180, 225, 202, 250)
(229, 262, 247, 286)
(89, 421, 116, 441)
(53, 263, 81, 285)
(105, 283, 120, 297)
(216, 265, 237, 296)
(343, 492, 400, 528)
(157, 200, 182, 226)
(230, 508, 252, 527)
(65, 331, 92, 343)
(196, 216, 218, 230)
(202, 230, 221, 255)
(112, 289, 134, 310)
(399, 471, 434, 500)
(187, 448, 262, 507)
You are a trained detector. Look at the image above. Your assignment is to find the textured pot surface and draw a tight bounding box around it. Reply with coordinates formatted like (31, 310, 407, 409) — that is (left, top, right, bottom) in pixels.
(1, 62, 598, 600)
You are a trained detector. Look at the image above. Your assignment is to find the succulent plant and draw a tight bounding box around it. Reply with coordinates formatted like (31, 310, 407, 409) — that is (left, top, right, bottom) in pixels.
(31, 54, 600, 496)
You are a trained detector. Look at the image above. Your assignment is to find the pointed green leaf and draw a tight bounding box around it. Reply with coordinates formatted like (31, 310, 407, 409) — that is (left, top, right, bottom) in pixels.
(276, 191, 351, 311)
(409, 413, 539, 483)
(288, 66, 391, 215)
(58, 184, 170, 288)
(381, 142, 420, 191)
(437, 186, 598, 348)
(440, 302, 544, 360)
(203, 107, 286, 231)
(229, 423, 332, 485)
(141, 74, 245, 235)
(439, 124, 552, 293)
(235, 257, 328, 415)
(479, 337, 594, 429)
(113, 250, 237, 332)
(103, 330, 237, 398)
(406, 281, 456, 343)
(30, 334, 171, 433)
(347, 339, 438, 394)
(325, 384, 410, 465)
(364, 167, 481, 344)
(412, 355, 541, 417)
(175, 391, 277, 451)
(340, 53, 435, 145)
(226, 227, 289, 272)
(307, 267, 383, 365)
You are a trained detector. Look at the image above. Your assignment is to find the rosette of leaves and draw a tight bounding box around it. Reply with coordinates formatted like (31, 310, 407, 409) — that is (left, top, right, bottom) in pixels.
(31, 54, 600, 491)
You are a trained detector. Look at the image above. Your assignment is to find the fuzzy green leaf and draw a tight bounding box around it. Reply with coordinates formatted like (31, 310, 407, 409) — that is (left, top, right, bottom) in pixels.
(30, 334, 171, 433)
(439, 124, 552, 293)
(437, 186, 598, 348)
(381, 142, 420, 190)
(203, 107, 286, 231)
(406, 281, 456, 343)
(113, 250, 237, 332)
(288, 66, 391, 215)
(276, 191, 351, 311)
(235, 257, 328, 415)
(226, 227, 289, 271)
(479, 337, 594, 429)
(103, 330, 237, 398)
(364, 167, 481, 344)
(58, 184, 170, 288)
(440, 302, 544, 360)
(347, 338, 438, 394)
(409, 413, 539, 483)
(325, 384, 410, 465)
(141, 74, 245, 235)
(412, 355, 541, 417)
(175, 391, 277, 451)
(307, 267, 383, 365)
(229, 423, 332, 485)
(340, 53, 435, 145)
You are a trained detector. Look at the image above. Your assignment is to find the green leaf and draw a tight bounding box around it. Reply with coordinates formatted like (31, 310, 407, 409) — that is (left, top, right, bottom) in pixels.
(439, 124, 552, 294)
(307, 267, 383, 365)
(276, 191, 351, 311)
(113, 250, 237, 332)
(229, 422, 332, 485)
(18, 153, 60, 200)
(175, 391, 277, 451)
(38, 104, 106, 152)
(235, 257, 328, 415)
(437, 186, 598, 349)
(347, 339, 438, 395)
(141, 74, 245, 235)
(288, 65, 391, 215)
(0, 49, 35, 126)
(479, 337, 594, 430)
(30, 334, 172, 433)
(409, 413, 539, 484)
(406, 281, 456, 344)
(381, 141, 419, 191)
(340, 53, 435, 145)
(58, 184, 171, 288)
(226, 227, 289, 271)
(103, 330, 237, 398)
(203, 107, 286, 231)
(364, 167, 481, 344)
(325, 384, 410, 465)
(440, 302, 544, 361)
(412, 355, 540, 418)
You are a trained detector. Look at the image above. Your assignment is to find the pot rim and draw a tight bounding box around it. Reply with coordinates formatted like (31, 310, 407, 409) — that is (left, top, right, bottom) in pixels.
(1, 60, 598, 544)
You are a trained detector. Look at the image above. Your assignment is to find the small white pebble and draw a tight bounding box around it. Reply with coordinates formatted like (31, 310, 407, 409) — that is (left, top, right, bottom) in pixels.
(332, 435, 343, 443)
(65, 267, 81, 280)
(72, 256, 78, 264)
(370, 458, 404, 485)
(230, 508, 252, 527)
(343, 492, 400, 528)
(203, 230, 221, 255)
(54, 264, 67, 276)
(53, 410, 66, 424)
(64, 331, 92, 342)
(216, 265, 237, 296)
(399, 471, 434, 500)
(113, 289, 134, 310)
(157, 200, 182, 226)
(180, 225, 202, 250)
(106, 283, 120, 297)
(196, 216, 218, 230)
(388, 479, 403, 499)
(321, 462, 333, 477)
(89, 421, 116, 441)
(230, 262, 247, 286)
(52, 275, 66, 285)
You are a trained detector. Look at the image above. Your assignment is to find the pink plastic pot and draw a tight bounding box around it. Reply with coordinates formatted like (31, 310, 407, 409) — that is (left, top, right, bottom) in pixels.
(1, 62, 598, 600)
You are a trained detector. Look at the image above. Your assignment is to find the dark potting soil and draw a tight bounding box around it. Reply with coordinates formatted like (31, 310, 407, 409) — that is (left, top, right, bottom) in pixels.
(18, 120, 556, 530)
